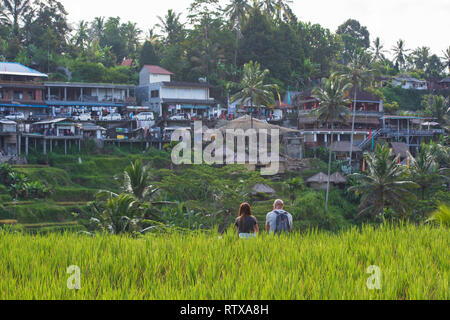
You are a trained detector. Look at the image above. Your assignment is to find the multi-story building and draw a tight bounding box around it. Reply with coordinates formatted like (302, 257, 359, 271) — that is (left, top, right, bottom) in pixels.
(0, 62, 48, 119)
(294, 88, 384, 149)
(135, 65, 217, 118)
(44, 82, 135, 119)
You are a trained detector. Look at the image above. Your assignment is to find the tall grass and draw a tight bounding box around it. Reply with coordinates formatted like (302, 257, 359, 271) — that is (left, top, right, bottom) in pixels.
(0, 224, 448, 300)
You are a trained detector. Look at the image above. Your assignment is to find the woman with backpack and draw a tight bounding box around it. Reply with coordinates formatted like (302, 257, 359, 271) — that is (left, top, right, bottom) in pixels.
(235, 203, 259, 239)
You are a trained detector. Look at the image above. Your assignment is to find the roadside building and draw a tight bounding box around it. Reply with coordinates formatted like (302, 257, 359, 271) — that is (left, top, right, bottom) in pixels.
(135, 65, 217, 118)
(0, 62, 48, 120)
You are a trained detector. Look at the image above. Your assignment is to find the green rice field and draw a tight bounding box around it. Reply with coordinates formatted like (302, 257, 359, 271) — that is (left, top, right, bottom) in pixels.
(0, 223, 448, 300)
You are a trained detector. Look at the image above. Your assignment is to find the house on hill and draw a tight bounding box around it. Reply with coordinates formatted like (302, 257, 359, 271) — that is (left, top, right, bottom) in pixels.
(135, 65, 217, 119)
(392, 75, 428, 90)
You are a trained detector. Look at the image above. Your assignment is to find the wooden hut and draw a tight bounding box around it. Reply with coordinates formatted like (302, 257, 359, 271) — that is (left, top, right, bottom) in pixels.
(306, 172, 329, 190)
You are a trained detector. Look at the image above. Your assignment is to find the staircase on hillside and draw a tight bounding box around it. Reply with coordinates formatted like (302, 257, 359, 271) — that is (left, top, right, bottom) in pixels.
(359, 129, 382, 150)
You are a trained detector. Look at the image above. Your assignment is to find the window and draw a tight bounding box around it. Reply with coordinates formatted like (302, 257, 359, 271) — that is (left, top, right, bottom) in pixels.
(28, 91, 35, 100)
(151, 90, 159, 98)
(0, 90, 3, 99)
(14, 91, 23, 100)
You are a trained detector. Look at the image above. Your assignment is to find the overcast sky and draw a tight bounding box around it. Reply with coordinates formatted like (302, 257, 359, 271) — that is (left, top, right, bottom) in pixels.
(60, 0, 450, 57)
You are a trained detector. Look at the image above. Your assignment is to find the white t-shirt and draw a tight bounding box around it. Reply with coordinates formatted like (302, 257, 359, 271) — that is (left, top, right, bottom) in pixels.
(266, 209, 293, 233)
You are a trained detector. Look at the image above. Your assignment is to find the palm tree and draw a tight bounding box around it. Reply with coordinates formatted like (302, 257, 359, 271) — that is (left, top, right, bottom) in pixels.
(89, 16, 105, 42)
(425, 95, 449, 125)
(122, 21, 142, 57)
(146, 27, 160, 45)
(312, 73, 352, 211)
(116, 159, 159, 202)
(92, 192, 141, 234)
(190, 40, 225, 76)
(259, 0, 277, 18)
(229, 61, 278, 128)
(224, 0, 251, 66)
(441, 46, 450, 74)
(371, 37, 386, 62)
(349, 144, 418, 220)
(156, 9, 183, 46)
(343, 50, 375, 170)
(409, 144, 439, 200)
(392, 39, 410, 70)
(275, 0, 293, 21)
(0, 0, 32, 35)
(74, 20, 89, 49)
(410, 46, 430, 71)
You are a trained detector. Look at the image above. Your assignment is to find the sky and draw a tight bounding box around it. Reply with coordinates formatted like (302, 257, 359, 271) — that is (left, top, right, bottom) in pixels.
(60, 0, 450, 57)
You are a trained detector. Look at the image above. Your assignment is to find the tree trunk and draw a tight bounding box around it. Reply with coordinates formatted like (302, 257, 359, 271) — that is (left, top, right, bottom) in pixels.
(349, 87, 358, 171)
(325, 124, 334, 212)
(250, 98, 254, 129)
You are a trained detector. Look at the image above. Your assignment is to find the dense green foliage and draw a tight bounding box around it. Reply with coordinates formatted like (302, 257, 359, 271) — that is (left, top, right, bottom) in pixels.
(1, 0, 448, 103)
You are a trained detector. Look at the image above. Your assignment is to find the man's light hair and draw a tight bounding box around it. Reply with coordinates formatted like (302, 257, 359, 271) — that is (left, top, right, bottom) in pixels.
(274, 199, 284, 208)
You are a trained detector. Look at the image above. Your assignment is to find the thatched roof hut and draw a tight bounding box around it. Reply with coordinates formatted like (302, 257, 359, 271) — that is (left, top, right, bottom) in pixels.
(330, 172, 347, 184)
(251, 183, 276, 195)
(306, 172, 329, 190)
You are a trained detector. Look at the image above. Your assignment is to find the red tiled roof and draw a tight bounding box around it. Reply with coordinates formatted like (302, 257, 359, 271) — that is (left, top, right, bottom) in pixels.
(121, 58, 134, 67)
(144, 65, 174, 75)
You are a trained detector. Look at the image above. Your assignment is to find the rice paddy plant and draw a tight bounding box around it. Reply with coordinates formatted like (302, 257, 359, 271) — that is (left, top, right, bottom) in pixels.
(0, 223, 448, 300)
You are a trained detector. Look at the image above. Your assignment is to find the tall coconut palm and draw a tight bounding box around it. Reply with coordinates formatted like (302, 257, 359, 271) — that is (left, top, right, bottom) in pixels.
(275, 0, 293, 21)
(0, 0, 32, 35)
(229, 60, 278, 128)
(122, 21, 142, 57)
(392, 39, 410, 70)
(156, 9, 184, 46)
(343, 50, 375, 171)
(371, 37, 386, 62)
(425, 95, 448, 125)
(89, 16, 105, 42)
(312, 73, 352, 211)
(349, 144, 417, 220)
(441, 46, 450, 74)
(224, 0, 251, 66)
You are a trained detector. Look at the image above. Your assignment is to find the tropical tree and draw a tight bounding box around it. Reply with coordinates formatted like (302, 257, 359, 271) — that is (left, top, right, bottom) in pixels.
(423, 95, 449, 125)
(224, 0, 251, 66)
(370, 37, 386, 62)
(156, 9, 184, 46)
(116, 159, 159, 202)
(392, 39, 410, 70)
(91, 192, 141, 234)
(274, 0, 293, 21)
(0, 0, 33, 35)
(74, 20, 89, 49)
(229, 60, 278, 127)
(122, 21, 142, 58)
(410, 46, 430, 71)
(441, 46, 450, 74)
(342, 50, 375, 170)
(349, 144, 418, 220)
(89, 16, 104, 42)
(312, 73, 352, 211)
(409, 144, 440, 200)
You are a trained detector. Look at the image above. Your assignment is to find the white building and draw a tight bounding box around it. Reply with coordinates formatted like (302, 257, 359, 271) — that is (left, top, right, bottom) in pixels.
(135, 65, 216, 117)
(392, 76, 428, 90)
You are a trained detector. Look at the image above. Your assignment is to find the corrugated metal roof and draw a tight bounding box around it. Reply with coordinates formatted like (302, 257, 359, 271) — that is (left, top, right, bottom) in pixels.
(0, 62, 48, 78)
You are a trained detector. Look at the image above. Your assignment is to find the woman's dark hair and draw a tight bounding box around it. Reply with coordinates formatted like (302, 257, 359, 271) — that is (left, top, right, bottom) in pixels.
(238, 203, 252, 229)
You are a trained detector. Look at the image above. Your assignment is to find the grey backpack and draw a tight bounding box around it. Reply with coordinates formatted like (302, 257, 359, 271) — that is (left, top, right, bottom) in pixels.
(274, 210, 291, 233)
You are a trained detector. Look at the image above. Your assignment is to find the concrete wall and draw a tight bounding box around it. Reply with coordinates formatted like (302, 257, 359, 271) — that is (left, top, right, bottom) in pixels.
(161, 87, 208, 100)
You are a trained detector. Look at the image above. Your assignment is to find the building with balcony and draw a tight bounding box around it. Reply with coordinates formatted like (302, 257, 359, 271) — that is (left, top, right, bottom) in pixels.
(44, 82, 135, 119)
(392, 75, 428, 90)
(292, 88, 384, 150)
(0, 62, 48, 119)
(135, 65, 217, 118)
